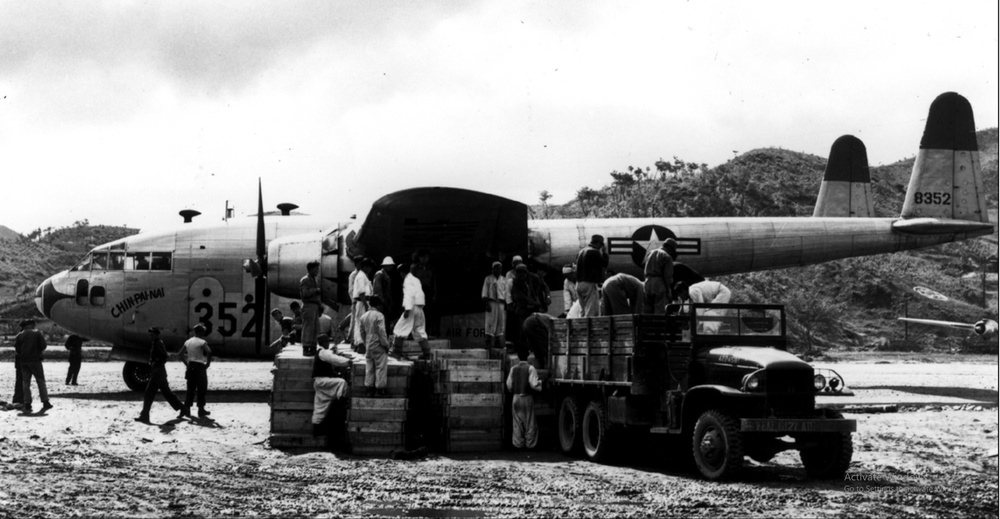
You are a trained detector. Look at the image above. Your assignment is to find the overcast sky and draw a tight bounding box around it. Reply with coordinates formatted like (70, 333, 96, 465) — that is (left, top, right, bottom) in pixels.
(2, 1, 997, 235)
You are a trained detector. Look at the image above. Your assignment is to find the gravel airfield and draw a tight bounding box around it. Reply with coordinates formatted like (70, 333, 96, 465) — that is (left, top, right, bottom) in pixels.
(0, 356, 997, 518)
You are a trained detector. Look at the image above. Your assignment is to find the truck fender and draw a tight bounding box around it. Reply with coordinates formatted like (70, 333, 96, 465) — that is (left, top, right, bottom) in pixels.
(681, 385, 753, 431)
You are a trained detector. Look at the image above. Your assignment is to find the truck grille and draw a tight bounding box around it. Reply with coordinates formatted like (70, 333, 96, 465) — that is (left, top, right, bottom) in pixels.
(765, 369, 814, 414)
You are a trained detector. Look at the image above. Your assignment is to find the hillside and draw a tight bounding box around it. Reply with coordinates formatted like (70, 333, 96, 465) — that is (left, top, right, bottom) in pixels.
(541, 128, 999, 354)
(0, 224, 138, 318)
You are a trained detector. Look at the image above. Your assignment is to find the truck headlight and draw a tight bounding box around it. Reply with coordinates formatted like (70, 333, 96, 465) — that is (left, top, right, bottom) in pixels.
(813, 374, 827, 391)
(741, 370, 764, 392)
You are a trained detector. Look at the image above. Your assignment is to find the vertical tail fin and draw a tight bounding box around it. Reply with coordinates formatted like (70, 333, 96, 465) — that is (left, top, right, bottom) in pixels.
(813, 135, 875, 217)
(901, 92, 988, 223)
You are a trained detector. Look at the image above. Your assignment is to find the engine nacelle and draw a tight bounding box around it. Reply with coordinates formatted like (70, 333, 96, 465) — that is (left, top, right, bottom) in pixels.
(268, 226, 349, 305)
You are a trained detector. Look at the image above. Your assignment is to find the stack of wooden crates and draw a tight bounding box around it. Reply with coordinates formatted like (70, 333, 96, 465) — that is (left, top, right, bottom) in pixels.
(345, 356, 413, 456)
(429, 350, 504, 452)
(269, 345, 327, 449)
(550, 315, 689, 393)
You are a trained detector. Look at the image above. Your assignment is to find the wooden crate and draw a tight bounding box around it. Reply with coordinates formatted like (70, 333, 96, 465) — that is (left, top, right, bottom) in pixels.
(430, 348, 489, 360)
(271, 409, 313, 434)
(269, 433, 328, 449)
(434, 369, 503, 384)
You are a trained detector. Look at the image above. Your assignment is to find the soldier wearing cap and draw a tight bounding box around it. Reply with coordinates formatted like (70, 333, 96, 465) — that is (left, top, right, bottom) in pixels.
(136, 327, 183, 423)
(179, 323, 213, 419)
(14, 319, 51, 415)
(481, 261, 508, 349)
(575, 235, 609, 317)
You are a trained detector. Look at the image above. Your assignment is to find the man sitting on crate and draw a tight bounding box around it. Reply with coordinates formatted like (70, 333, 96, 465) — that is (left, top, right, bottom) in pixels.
(312, 334, 351, 436)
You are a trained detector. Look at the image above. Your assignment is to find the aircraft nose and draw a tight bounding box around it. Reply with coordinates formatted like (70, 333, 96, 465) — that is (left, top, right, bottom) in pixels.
(35, 280, 47, 317)
(36, 275, 72, 318)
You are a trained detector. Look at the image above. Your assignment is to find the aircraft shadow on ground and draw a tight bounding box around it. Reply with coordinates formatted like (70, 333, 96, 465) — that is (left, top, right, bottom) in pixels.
(51, 389, 270, 403)
(863, 385, 999, 403)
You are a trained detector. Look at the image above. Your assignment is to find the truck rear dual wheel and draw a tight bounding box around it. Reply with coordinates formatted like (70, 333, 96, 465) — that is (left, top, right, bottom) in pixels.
(558, 396, 583, 455)
(692, 409, 744, 480)
(123, 361, 151, 393)
(799, 410, 854, 479)
(582, 400, 611, 462)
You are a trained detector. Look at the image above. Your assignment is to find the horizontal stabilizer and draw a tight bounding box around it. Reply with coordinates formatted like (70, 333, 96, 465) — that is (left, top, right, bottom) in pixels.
(892, 217, 994, 236)
(813, 135, 874, 217)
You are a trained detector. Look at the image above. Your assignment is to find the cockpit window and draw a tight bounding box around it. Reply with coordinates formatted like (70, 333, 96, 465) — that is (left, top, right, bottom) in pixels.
(71, 254, 92, 272)
(109, 252, 125, 270)
(91, 252, 109, 271)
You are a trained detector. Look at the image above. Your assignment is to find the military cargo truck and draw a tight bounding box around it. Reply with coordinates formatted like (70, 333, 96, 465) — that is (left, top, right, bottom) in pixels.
(547, 303, 855, 480)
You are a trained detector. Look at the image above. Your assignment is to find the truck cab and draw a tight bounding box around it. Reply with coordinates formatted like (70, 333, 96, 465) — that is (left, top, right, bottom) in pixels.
(547, 303, 855, 480)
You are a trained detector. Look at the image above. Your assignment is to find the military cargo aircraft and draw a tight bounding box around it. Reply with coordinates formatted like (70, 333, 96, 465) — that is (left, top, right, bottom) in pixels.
(35, 92, 993, 390)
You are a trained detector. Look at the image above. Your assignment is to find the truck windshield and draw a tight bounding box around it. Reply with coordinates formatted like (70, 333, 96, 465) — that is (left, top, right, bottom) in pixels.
(693, 305, 784, 337)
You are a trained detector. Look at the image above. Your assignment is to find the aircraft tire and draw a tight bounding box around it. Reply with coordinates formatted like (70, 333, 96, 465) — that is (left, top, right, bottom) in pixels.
(123, 361, 152, 393)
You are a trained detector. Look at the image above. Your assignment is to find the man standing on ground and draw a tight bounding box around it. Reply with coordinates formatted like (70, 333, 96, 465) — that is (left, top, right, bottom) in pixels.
(575, 235, 609, 317)
(392, 263, 431, 359)
(136, 327, 183, 423)
(300, 262, 323, 356)
(15, 319, 51, 415)
(312, 334, 350, 436)
(506, 348, 543, 449)
(179, 323, 213, 419)
(360, 295, 391, 397)
(65, 334, 86, 385)
(643, 238, 676, 315)
(481, 261, 508, 349)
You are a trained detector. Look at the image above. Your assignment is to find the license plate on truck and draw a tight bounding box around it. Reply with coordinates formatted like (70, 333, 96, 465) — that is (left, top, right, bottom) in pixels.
(740, 418, 857, 433)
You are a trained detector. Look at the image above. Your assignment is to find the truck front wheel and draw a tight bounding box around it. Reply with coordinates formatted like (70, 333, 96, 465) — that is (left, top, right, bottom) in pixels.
(558, 396, 583, 455)
(123, 361, 151, 393)
(692, 410, 743, 480)
(799, 410, 853, 479)
(582, 400, 611, 462)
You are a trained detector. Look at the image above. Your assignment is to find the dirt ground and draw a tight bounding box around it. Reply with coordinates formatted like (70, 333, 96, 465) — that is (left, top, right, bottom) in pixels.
(0, 357, 997, 518)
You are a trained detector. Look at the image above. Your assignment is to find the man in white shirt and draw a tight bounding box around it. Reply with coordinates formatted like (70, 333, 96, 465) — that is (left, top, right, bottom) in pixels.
(674, 280, 732, 334)
(392, 263, 430, 359)
(179, 323, 213, 419)
(481, 261, 508, 349)
(352, 258, 375, 352)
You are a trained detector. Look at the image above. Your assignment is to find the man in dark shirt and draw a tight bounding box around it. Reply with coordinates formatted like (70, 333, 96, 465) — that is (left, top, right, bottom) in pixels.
(575, 235, 609, 317)
(65, 334, 86, 385)
(136, 327, 183, 423)
(643, 238, 677, 315)
(15, 319, 51, 415)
